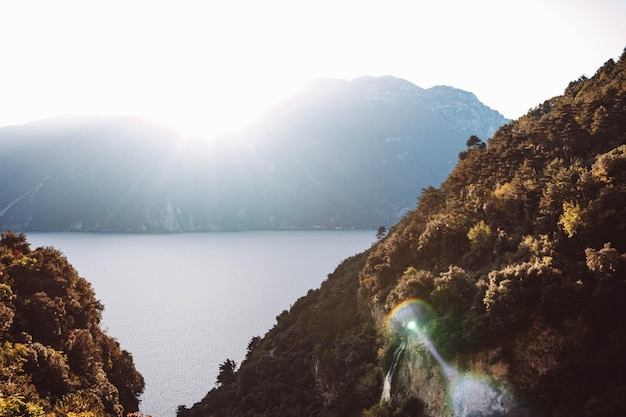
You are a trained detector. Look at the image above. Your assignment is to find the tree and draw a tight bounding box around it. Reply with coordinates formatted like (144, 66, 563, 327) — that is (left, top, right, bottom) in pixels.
(466, 135, 485, 149)
(559, 201, 586, 238)
(467, 220, 493, 253)
(585, 243, 624, 274)
(216, 359, 237, 387)
(376, 226, 388, 241)
(246, 336, 261, 357)
(459, 135, 486, 160)
(0, 231, 31, 255)
(0, 394, 44, 417)
(0, 284, 15, 338)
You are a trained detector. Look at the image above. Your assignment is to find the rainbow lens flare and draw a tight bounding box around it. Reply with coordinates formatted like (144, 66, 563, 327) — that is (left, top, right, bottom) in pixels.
(384, 298, 434, 339)
(382, 298, 516, 416)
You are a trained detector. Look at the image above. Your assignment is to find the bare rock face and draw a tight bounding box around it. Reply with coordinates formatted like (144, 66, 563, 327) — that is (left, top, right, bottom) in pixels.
(385, 332, 528, 417)
(382, 320, 568, 417)
(394, 342, 447, 415)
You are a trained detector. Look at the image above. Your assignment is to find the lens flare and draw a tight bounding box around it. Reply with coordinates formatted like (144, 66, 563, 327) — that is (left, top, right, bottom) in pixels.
(382, 298, 517, 415)
(447, 373, 512, 417)
(384, 298, 434, 339)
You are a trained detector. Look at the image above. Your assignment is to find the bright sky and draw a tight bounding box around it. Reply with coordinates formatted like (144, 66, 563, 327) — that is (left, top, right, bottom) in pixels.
(1, 0, 625, 138)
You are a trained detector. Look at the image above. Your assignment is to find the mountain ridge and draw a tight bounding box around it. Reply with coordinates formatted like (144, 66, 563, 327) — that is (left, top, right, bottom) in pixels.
(0, 77, 509, 232)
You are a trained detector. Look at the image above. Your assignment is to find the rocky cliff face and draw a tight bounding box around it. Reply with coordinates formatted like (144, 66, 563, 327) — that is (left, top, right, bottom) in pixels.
(421, 85, 505, 139)
(309, 76, 505, 140)
(387, 324, 554, 417)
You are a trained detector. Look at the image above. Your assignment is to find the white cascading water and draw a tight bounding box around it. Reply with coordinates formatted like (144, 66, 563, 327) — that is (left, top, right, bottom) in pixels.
(380, 340, 406, 402)
(382, 300, 515, 416)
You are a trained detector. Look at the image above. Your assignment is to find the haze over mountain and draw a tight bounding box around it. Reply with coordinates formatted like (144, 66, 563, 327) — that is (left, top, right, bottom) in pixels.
(172, 49, 626, 417)
(0, 76, 508, 232)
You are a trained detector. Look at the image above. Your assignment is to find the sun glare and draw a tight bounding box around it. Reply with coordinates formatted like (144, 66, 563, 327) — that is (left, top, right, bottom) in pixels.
(1, 1, 624, 137)
(139, 75, 306, 140)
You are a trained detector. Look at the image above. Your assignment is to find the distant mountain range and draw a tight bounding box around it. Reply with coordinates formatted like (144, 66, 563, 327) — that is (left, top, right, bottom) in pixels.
(0, 76, 509, 232)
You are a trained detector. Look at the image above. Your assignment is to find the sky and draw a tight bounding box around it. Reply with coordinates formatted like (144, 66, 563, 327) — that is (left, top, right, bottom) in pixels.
(1, 0, 625, 139)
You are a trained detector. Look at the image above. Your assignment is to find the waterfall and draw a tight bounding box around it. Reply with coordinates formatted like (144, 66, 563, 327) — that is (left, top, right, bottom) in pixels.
(381, 341, 406, 402)
(382, 299, 517, 415)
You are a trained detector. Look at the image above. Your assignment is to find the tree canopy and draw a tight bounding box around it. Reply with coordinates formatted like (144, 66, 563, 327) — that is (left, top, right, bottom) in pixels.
(0, 231, 144, 417)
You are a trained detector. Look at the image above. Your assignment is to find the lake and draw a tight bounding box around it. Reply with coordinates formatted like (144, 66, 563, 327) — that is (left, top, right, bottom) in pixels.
(26, 230, 375, 417)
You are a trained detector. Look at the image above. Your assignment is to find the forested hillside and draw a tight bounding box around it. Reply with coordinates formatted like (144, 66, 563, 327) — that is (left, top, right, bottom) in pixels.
(0, 232, 144, 417)
(179, 49, 626, 417)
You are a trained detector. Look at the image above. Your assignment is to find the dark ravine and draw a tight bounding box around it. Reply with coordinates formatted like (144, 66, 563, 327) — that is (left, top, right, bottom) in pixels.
(177, 50, 626, 416)
(0, 77, 508, 232)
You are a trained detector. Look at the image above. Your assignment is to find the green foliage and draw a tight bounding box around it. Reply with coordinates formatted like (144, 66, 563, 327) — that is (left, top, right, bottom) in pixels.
(0, 393, 44, 417)
(585, 243, 625, 274)
(591, 144, 626, 184)
(9, 256, 39, 272)
(0, 234, 143, 417)
(428, 266, 481, 355)
(559, 201, 586, 237)
(385, 268, 434, 310)
(519, 234, 554, 260)
(483, 257, 557, 333)
(467, 220, 493, 253)
(0, 284, 16, 338)
(54, 391, 106, 417)
(363, 397, 424, 417)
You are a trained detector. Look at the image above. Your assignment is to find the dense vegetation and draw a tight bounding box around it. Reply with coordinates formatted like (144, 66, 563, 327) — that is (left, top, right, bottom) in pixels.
(179, 49, 626, 417)
(0, 231, 144, 417)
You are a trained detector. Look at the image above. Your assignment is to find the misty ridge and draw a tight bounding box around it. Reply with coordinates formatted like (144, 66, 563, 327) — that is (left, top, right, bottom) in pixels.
(0, 76, 508, 233)
(2, 47, 626, 417)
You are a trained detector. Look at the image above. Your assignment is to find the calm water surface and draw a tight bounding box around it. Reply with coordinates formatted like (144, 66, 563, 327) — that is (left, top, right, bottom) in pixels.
(26, 230, 375, 417)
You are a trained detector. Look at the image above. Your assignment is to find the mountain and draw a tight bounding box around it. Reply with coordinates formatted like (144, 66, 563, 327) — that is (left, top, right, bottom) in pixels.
(0, 77, 508, 232)
(178, 50, 626, 417)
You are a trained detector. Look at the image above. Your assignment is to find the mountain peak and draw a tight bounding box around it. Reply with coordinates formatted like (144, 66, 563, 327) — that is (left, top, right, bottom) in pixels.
(351, 74, 424, 89)
(347, 75, 425, 104)
(337, 77, 508, 138)
(422, 85, 509, 138)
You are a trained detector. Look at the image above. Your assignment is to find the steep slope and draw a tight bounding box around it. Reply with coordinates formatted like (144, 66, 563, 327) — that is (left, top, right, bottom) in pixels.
(0, 78, 508, 232)
(179, 50, 626, 417)
(0, 231, 144, 417)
